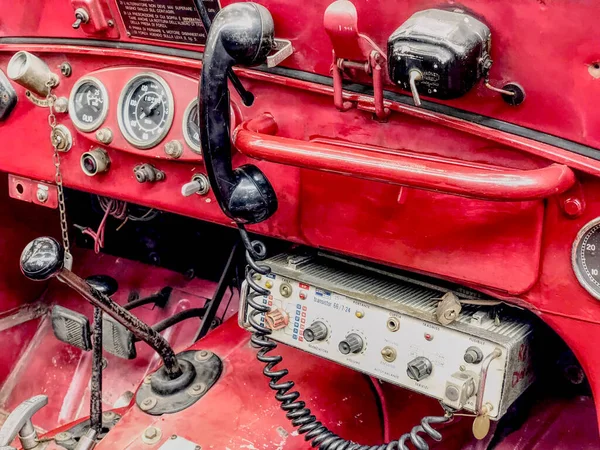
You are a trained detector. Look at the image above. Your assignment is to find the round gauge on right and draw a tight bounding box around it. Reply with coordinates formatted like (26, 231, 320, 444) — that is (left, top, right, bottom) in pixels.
(183, 98, 201, 154)
(572, 217, 600, 300)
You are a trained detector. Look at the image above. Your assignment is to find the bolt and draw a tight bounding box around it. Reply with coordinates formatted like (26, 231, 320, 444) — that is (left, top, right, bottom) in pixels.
(36, 188, 48, 203)
(164, 140, 183, 158)
(563, 197, 584, 218)
(55, 432, 72, 442)
(139, 396, 157, 411)
(144, 375, 152, 385)
(59, 62, 72, 77)
(171, 435, 177, 440)
(195, 350, 212, 361)
(102, 411, 116, 421)
(54, 97, 69, 113)
(144, 427, 158, 439)
(96, 128, 113, 145)
(108, 19, 114, 27)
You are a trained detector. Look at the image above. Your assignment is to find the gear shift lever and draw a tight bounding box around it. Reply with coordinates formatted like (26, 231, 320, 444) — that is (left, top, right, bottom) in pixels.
(20, 237, 183, 379)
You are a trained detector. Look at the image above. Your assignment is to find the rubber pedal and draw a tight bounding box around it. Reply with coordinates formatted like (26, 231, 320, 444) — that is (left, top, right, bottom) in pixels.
(51, 305, 92, 351)
(102, 315, 136, 360)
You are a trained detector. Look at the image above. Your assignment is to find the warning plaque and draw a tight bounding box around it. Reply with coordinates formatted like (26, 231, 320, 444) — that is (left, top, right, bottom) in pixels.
(115, 0, 220, 45)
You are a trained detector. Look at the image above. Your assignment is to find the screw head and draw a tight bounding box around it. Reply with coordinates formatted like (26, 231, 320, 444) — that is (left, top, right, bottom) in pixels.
(59, 62, 72, 77)
(102, 411, 116, 421)
(55, 432, 72, 442)
(36, 188, 48, 203)
(195, 350, 212, 361)
(139, 396, 158, 411)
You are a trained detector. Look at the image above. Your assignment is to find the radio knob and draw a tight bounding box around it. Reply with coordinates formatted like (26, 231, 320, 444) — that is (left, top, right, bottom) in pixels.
(406, 356, 433, 381)
(303, 321, 328, 342)
(338, 333, 364, 355)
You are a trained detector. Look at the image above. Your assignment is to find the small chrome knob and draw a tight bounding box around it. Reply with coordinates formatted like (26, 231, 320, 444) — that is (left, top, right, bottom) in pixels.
(338, 333, 364, 355)
(20, 237, 64, 281)
(303, 321, 328, 342)
(406, 356, 433, 381)
(464, 346, 484, 364)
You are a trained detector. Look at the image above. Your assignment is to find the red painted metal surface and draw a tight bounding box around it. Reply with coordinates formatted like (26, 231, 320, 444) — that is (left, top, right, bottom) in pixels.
(0, 0, 599, 445)
(235, 114, 576, 201)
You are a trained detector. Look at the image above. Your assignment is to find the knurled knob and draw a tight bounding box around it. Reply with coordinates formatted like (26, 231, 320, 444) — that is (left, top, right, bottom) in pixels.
(303, 321, 328, 342)
(406, 356, 433, 381)
(265, 309, 289, 330)
(338, 333, 364, 355)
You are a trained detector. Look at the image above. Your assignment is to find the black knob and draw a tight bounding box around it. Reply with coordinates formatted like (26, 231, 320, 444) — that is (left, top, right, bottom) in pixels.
(338, 333, 364, 355)
(86, 275, 119, 297)
(406, 356, 433, 381)
(303, 321, 328, 342)
(20, 237, 64, 281)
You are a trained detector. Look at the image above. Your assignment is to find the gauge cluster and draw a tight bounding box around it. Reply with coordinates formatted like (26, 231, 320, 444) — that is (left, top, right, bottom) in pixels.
(67, 67, 226, 162)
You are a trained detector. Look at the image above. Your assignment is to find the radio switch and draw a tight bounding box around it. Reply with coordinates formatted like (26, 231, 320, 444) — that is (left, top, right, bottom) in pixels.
(407, 356, 432, 381)
(265, 309, 289, 331)
(303, 321, 328, 342)
(338, 333, 364, 355)
(443, 371, 477, 410)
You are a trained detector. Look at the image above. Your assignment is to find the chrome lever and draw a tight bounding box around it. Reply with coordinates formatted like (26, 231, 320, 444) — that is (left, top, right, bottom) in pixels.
(0, 395, 48, 450)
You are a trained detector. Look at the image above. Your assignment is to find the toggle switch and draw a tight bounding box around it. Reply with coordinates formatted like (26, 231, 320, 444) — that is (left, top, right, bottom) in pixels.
(72, 8, 90, 29)
(181, 174, 210, 197)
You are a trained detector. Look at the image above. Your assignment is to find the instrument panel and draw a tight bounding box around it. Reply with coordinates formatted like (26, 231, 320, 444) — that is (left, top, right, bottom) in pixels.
(66, 67, 232, 162)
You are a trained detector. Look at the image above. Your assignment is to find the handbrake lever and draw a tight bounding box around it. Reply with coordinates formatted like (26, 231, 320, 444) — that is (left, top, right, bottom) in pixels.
(20, 237, 183, 380)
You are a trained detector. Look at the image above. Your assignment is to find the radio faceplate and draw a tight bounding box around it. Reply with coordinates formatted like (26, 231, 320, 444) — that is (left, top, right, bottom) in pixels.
(239, 253, 535, 419)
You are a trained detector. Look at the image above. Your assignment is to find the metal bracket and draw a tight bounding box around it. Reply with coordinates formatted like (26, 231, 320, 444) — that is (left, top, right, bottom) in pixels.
(0, 395, 47, 450)
(24, 91, 52, 108)
(267, 39, 294, 68)
(324, 0, 390, 121)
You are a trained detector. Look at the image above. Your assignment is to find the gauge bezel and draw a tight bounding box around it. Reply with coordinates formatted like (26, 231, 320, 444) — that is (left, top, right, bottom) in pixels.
(571, 216, 600, 300)
(68, 76, 109, 132)
(117, 72, 175, 150)
(183, 98, 201, 154)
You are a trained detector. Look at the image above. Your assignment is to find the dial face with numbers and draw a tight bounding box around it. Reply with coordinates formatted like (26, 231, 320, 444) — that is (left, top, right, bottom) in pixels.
(572, 218, 600, 300)
(69, 77, 108, 132)
(183, 99, 201, 153)
(118, 73, 174, 149)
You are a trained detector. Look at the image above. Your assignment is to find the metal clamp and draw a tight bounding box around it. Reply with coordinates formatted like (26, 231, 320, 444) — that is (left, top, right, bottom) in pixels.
(324, 0, 390, 120)
(0, 395, 48, 450)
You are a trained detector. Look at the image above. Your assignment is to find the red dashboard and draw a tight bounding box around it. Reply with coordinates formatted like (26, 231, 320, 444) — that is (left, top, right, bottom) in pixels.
(1, 0, 600, 434)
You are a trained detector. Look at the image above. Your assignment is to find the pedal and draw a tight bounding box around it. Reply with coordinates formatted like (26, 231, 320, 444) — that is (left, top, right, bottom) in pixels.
(102, 315, 136, 359)
(51, 306, 92, 351)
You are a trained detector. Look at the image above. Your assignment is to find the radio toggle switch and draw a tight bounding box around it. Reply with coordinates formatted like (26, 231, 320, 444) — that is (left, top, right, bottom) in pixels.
(406, 356, 433, 381)
(264, 308, 289, 330)
(303, 321, 328, 342)
(338, 333, 364, 355)
(181, 174, 210, 197)
(443, 371, 478, 410)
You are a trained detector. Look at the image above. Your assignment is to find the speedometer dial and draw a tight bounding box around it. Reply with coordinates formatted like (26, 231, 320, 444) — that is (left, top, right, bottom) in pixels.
(69, 77, 108, 132)
(572, 217, 600, 300)
(117, 73, 174, 149)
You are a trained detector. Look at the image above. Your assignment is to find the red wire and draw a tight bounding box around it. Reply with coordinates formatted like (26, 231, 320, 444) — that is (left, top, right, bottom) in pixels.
(82, 199, 113, 254)
(369, 376, 391, 442)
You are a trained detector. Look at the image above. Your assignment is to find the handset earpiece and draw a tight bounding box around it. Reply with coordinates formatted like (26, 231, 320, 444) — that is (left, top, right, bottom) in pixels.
(199, 3, 278, 224)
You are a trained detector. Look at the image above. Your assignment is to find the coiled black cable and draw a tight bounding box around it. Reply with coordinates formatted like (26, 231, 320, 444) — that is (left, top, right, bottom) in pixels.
(238, 227, 454, 450)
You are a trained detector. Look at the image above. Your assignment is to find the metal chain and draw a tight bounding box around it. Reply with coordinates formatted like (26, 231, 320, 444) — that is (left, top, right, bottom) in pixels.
(46, 81, 73, 269)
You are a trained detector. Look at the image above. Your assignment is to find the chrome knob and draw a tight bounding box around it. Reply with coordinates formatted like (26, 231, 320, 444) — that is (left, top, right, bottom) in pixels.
(407, 356, 433, 381)
(338, 333, 364, 355)
(303, 321, 328, 342)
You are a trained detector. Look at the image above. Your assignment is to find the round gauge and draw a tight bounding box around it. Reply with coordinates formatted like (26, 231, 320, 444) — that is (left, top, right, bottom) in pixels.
(68, 77, 108, 132)
(572, 217, 600, 300)
(117, 73, 174, 149)
(183, 99, 201, 153)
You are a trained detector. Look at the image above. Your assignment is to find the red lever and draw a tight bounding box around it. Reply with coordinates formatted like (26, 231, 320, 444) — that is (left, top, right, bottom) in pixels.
(233, 114, 576, 202)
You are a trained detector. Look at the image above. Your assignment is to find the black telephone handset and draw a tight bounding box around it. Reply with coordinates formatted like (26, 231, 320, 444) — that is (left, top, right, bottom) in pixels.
(199, 3, 278, 225)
